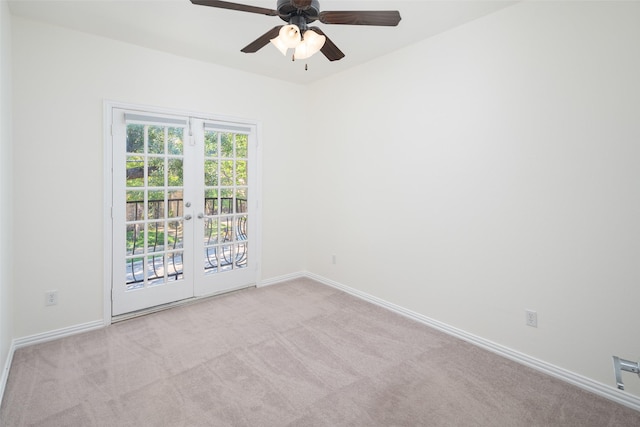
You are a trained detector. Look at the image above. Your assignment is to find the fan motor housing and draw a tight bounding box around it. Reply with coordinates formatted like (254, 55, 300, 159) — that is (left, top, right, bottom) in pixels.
(277, 0, 320, 23)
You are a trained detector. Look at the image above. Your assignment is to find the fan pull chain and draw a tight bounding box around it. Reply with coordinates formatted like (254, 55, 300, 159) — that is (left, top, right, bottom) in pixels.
(291, 53, 309, 71)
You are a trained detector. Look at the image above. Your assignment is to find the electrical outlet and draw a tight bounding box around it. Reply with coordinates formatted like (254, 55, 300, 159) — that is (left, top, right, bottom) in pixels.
(332, 254, 337, 265)
(525, 309, 537, 328)
(45, 290, 58, 306)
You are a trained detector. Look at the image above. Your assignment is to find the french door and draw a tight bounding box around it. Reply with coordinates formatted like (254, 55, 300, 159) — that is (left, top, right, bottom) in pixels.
(110, 108, 258, 316)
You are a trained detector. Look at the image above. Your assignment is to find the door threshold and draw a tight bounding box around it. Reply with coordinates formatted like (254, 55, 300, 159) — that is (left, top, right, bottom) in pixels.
(111, 284, 257, 323)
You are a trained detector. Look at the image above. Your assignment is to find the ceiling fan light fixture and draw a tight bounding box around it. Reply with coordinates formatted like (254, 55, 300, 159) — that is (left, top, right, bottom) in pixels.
(270, 24, 302, 55)
(269, 36, 290, 56)
(294, 30, 326, 60)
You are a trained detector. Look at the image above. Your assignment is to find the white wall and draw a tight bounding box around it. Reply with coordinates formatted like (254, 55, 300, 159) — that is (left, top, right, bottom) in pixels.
(11, 17, 307, 338)
(306, 1, 640, 397)
(0, 0, 14, 392)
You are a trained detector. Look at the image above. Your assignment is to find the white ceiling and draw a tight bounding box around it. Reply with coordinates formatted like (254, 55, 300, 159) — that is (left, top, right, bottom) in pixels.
(8, 0, 516, 85)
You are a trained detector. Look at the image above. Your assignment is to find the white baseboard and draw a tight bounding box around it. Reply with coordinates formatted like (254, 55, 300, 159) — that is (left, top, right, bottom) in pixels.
(304, 271, 640, 413)
(0, 340, 15, 407)
(258, 271, 305, 287)
(13, 320, 104, 349)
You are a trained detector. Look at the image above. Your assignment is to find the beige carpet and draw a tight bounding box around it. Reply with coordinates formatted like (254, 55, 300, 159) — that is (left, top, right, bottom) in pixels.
(1, 277, 639, 426)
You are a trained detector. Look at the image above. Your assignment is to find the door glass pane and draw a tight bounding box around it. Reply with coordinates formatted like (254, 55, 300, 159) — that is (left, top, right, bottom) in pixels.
(168, 158, 183, 186)
(221, 197, 232, 214)
(221, 133, 234, 157)
(126, 224, 144, 256)
(126, 124, 144, 154)
(147, 221, 165, 253)
(126, 190, 144, 221)
(204, 131, 218, 156)
(168, 128, 184, 155)
(204, 218, 219, 244)
(148, 126, 165, 154)
(236, 134, 248, 158)
(220, 216, 233, 241)
(235, 161, 247, 186)
(220, 160, 234, 186)
(126, 258, 143, 290)
(168, 191, 183, 218)
(205, 189, 218, 215)
(235, 188, 247, 213)
(219, 244, 233, 272)
(147, 158, 164, 186)
(237, 215, 248, 240)
(204, 160, 218, 186)
(167, 251, 184, 279)
(126, 156, 144, 187)
(204, 246, 219, 272)
(148, 191, 165, 220)
(168, 220, 184, 250)
(234, 243, 248, 268)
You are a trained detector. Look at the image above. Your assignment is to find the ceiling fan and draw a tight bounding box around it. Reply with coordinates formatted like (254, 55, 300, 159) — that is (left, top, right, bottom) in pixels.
(190, 0, 401, 62)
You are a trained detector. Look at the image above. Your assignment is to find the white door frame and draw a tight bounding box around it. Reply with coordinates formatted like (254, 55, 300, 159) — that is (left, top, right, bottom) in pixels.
(103, 100, 262, 324)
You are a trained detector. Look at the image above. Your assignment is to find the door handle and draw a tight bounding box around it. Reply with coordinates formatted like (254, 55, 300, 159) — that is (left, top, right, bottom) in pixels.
(185, 214, 193, 220)
(197, 213, 204, 219)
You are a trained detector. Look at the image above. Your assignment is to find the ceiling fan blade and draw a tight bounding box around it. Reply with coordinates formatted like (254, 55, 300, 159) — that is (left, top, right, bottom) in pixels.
(190, 0, 278, 17)
(241, 26, 283, 53)
(309, 27, 345, 62)
(318, 10, 401, 26)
